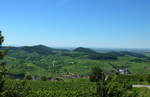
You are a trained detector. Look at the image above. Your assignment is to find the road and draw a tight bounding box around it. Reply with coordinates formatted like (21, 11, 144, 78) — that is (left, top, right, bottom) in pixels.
(133, 85, 150, 89)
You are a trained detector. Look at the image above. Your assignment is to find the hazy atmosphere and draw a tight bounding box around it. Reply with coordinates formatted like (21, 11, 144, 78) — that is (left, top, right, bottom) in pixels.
(0, 0, 150, 48)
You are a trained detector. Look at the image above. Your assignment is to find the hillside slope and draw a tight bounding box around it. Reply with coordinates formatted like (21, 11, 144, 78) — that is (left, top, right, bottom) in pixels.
(3, 45, 150, 79)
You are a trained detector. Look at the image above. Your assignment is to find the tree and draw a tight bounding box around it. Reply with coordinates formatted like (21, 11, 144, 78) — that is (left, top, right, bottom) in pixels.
(24, 74, 32, 80)
(89, 66, 107, 97)
(146, 74, 150, 83)
(0, 31, 8, 92)
(90, 66, 105, 82)
(41, 76, 47, 81)
(89, 66, 134, 97)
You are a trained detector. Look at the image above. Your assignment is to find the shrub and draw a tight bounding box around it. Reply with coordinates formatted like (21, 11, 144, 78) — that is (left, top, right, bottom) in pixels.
(24, 74, 32, 80)
(41, 76, 47, 81)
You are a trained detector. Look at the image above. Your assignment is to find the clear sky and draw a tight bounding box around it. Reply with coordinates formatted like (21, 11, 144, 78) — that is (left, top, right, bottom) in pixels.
(0, 0, 150, 48)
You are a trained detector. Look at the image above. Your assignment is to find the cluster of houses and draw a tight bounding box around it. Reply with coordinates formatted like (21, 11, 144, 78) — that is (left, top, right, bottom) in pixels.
(109, 63, 130, 75)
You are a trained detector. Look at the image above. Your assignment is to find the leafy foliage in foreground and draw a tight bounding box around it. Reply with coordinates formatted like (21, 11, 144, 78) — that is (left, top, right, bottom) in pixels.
(2, 77, 150, 97)
(90, 66, 134, 97)
(4, 79, 97, 97)
(0, 31, 8, 93)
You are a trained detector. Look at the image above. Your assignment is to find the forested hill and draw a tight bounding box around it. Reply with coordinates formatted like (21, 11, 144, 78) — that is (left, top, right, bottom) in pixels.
(3, 45, 149, 79)
(5, 45, 69, 55)
(74, 47, 97, 53)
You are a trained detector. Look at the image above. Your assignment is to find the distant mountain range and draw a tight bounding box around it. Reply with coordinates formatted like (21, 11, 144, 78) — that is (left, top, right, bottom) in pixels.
(3, 44, 149, 55)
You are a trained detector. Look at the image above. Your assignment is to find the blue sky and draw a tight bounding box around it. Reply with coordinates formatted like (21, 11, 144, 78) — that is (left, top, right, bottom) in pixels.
(0, 0, 150, 48)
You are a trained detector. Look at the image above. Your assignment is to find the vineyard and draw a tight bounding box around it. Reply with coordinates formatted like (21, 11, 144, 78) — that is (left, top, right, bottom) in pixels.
(4, 79, 97, 97)
(2, 78, 150, 97)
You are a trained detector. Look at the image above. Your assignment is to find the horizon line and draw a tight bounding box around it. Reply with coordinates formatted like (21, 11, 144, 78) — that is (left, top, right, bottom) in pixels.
(3, 44, 150, 49)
